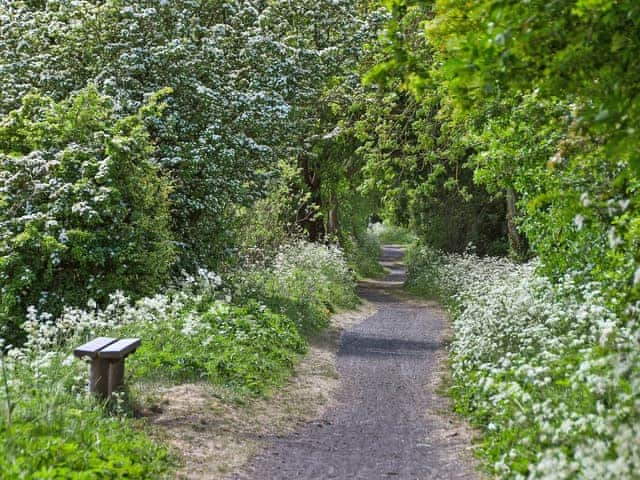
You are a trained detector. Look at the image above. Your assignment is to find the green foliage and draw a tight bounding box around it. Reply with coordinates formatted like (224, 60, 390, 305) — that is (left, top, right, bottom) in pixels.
(0, 0, 296, 269)
(344, 230, 385, 279)
(234, 241, 359, 335)
(356, 6, 509, 256)
(261, 1, 384, 244)
(405, 245, 640, 478)
(431, 0, 640, 293)
(0, 0, 381, 270)
(404, 242, 444, 299)
(366, 0, 640, 296)
(0, 87, 174, 343)
(0, 354, 171, 479)
(233, 161, 309, 261)
(370, 222, 417, 245)
(126, 299, 306, 394)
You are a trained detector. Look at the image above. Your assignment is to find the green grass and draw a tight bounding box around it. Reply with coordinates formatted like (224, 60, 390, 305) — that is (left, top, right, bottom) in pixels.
(375, 224, 417, 245)
(125, 300, 307, 395)
(0, 355, 172, 479)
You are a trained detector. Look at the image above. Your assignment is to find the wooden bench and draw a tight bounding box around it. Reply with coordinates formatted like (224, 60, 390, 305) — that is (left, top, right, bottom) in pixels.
(73, 337, 141, 398)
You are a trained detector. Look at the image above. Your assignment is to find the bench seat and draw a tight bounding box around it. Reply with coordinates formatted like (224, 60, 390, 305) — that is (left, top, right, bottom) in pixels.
(73, 336, 141, 398)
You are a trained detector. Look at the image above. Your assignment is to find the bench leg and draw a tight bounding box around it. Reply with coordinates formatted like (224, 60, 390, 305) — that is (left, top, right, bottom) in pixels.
(89, 359, 110, 398)
(108, 359, 125, 396)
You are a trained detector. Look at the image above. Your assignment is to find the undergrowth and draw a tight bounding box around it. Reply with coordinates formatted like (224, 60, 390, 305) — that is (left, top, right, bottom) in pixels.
(369, 222, 417, 245)
(0, 240, 357, 478)
(406, 243, 640, 479)
(346, 231, 386, 279)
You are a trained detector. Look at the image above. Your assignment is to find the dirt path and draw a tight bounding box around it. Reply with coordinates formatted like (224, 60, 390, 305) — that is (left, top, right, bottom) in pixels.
(230, 245, 479, 480)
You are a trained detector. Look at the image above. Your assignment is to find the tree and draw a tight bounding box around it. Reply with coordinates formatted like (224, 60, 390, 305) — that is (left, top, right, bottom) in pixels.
(252, 0, 382, 242)
(0, 0, 292, 268)
(366, 0, 640, 297)
(357, 0, 508, 254)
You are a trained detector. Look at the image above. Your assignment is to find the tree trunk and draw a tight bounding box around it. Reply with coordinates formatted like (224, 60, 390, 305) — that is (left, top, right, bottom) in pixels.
(327, 190, 339, 237)
(297, 155, 325, 242)
(505, 187, 527, 259)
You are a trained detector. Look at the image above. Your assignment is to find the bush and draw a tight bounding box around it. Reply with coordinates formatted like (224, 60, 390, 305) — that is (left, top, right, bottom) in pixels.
(0, 0, 320, 270)
(234, 240, 358, 334)
(344, 231, 385, 279)
(406, 244, 640, 479)
(0, 87, 174, 343)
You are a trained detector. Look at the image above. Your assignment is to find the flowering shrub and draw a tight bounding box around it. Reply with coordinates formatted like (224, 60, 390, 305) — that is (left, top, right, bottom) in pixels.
(0, 0, 376, 269)
(0, 0, 289, 268)
(234, 240, 358, 333)
(0, 87, 174, 343)
(406, 244, 640, 479)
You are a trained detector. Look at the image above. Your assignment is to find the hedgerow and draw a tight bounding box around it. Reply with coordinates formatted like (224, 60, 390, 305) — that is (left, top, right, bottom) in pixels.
(0, 87, 174, 344)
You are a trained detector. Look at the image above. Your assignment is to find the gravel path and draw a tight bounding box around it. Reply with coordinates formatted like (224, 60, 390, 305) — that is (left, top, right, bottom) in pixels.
(232, 246, 479, 480)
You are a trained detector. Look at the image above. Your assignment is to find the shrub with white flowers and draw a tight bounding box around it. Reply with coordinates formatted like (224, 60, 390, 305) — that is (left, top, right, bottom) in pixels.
(0, 0, 376, 269)
(0, 86, 174, 343)
(406, 244, 640, 479)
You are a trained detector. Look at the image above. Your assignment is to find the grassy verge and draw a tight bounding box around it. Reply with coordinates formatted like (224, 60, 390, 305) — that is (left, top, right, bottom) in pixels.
(0, 240, 357, 477)
(0, 353, 171, 479)
(405, 243, 640, 479)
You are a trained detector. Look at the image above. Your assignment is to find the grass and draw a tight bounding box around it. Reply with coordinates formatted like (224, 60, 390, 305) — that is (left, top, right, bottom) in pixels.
(124, 299, 307, 395)
(0, 354, 173, 479)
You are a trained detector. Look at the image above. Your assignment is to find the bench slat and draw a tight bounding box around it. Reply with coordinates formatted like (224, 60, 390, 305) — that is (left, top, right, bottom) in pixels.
(97, 338, 141, 360)
(74, 337, 118, 359)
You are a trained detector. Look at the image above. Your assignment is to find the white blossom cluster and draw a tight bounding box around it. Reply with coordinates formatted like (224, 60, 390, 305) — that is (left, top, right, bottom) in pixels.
(0, 268, 222, 396)
(0, 0, 379, 266)
(270, 240, 353, 301)
(409, 246, 640, 479)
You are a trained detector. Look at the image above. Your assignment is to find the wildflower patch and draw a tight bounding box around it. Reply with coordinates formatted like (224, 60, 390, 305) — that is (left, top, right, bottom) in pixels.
(0, 239, 357, 477)
(406, 244, 640, 479)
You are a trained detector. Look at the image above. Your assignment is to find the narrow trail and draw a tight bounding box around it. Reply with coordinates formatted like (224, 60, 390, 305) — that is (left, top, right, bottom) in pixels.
(232, 246, 479, 480)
